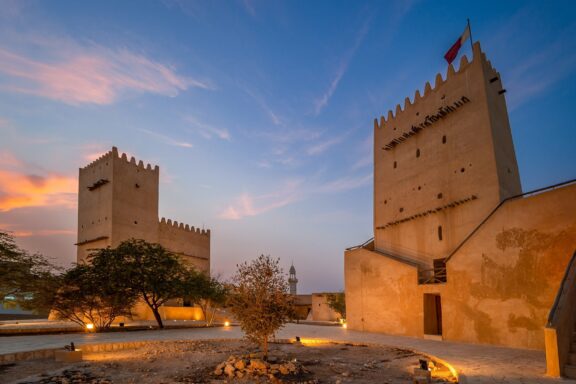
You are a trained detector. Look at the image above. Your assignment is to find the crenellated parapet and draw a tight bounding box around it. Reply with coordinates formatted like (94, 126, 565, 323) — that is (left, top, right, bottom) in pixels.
(81, 146, 159, 173)
(116, 147, 159, 173)
(159, 217, 210, 237)
(158, 216, 210, 266)
(374, 42, 499, 139)
(81, 147, 115, 170)
(78, 145, 211, 271)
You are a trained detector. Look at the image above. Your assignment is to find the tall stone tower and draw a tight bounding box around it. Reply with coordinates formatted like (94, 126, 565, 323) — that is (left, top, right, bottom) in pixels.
(76, 147, 210, 273)
(288, 264, 298, 295)
(373, 42, 521, 266)
(77, 147, 159, 262)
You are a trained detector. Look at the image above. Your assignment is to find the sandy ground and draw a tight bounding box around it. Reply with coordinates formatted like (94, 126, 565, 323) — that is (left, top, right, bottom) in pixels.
(1, 340, 456, 383)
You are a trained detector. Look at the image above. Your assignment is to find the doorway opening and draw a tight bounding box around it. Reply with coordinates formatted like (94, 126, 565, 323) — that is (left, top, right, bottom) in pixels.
(424, 293, 442, 338)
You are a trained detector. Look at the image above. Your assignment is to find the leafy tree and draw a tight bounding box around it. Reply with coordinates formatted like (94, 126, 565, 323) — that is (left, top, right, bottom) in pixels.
(326, 291, 346, 320)
(229, 255, 294, 359)
(0, 231, 59, 314)
(183, 272, 229, 326)
(50, 259, 138, 331)
(99, 239, 192, 329)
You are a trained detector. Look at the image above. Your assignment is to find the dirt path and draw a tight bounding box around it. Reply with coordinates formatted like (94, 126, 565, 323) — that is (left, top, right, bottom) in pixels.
(2, 340, 455, 383)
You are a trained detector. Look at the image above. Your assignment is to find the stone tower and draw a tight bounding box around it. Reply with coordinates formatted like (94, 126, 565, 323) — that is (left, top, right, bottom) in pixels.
(288, 264, 298, 295)
(76, 147, 210, 273)
(76, 147, 159, 262)
(373, 42, 521, 266)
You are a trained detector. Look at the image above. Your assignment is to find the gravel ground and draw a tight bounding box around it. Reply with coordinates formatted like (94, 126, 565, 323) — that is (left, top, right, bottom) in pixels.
(1, 340, 456, 383)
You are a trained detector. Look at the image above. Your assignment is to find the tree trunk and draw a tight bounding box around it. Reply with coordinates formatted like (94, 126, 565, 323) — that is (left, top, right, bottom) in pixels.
(262, 337, 268, 360)
(152, 306, 164, 329)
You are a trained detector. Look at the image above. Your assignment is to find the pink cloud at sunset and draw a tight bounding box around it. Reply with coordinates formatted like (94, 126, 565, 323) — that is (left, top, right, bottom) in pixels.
(219, 181, 302, 220)
(0, 170, 77, 212)
(0, 43, 212, 105)
(218, 174, 372, 220)
(219, 193, 296, 220)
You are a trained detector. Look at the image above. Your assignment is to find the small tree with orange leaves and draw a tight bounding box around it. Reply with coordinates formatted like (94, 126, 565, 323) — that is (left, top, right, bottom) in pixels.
(229, 255, 294, 359)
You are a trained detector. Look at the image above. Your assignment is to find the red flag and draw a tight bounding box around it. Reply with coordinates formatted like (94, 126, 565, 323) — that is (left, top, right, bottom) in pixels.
(444, 25, 471, 64)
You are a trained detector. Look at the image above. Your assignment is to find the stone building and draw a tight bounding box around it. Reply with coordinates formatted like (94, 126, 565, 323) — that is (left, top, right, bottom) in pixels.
(76, 146, 210, 273)
(344, 42, 575, 376)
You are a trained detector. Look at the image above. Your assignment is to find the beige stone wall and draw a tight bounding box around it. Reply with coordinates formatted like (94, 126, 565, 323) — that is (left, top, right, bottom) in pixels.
(311, 293, 341, 321)
(77, 147, 210, 273)
(77, 151, 115, 263)
(345, 247, 423, 335)
(158, 219, 210, 273)
(444, 184, 576, 349)
(373, 43, 521, 266)
(110, 150, 160, 247)
(345, 183, 576, 350)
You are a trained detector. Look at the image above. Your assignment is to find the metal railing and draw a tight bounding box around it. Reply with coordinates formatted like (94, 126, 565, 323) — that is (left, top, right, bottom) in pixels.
(345, 237, 374, 251)
(547, 250, 576, 327)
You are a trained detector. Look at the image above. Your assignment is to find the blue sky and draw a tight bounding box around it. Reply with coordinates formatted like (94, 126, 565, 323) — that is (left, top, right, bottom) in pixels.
(0, 0, 574, 293)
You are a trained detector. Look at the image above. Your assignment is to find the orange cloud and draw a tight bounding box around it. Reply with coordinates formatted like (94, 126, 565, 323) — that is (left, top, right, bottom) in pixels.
(0, 170, 77, 212)
(13, 229, 75, 237)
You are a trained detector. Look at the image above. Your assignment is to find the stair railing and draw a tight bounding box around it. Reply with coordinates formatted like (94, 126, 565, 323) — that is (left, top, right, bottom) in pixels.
(544, 250, 576, 377)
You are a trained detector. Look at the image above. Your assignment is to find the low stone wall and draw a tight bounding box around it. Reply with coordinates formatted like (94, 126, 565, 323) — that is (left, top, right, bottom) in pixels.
(0, 341, 147, 363)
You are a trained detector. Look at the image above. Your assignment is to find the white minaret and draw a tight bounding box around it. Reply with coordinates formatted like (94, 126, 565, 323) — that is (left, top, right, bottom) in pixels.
(288, 264, 298, 295)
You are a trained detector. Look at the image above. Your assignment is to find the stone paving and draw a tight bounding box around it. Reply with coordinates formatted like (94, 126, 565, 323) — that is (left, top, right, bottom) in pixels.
(1, 322, 574, 383)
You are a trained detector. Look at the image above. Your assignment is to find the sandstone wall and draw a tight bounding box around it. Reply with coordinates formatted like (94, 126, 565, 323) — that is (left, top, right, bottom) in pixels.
(158, 218, 210, 273)
(311, 293, 341, 322)
(345, 183, 576, 349)
(373, 43, 521, 265)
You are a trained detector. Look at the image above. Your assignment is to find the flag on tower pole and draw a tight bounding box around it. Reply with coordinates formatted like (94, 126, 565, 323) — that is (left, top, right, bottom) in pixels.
(444, 22, 472, 64)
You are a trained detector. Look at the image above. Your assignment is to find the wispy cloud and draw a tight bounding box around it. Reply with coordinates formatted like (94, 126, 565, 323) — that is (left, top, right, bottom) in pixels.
(0, 151, 24, 168)
(0, 36, 213, 105)
(483, 7, 576, 110)
(306, 132, 349, 156)
(505, 39, 576, 110)
(241, 0, 257, 17)
(314, 18, 372, 116)
(0, 169, 76, 212)
(185, 116, 231, 141)
(219, 171, 372, 220)
(219, 180, 303, 220)
(315, 174, 372, 193)
(351, 134, 373, 170)
(241, 85, 282, 126)
(140, 128, 193, 148)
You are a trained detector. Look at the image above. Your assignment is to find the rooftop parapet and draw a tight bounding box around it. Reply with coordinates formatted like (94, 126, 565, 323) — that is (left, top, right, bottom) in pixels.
(159, 217, 210, 236)
(374, 41, 496, 130)
(81, 146, 159, 172)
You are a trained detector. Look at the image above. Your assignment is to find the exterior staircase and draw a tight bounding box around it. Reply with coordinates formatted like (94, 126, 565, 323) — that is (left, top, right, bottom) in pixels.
(566, 330, 576, 378)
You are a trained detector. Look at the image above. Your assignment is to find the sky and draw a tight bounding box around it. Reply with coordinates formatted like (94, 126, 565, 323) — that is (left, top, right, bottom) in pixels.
(0, 0, 575, 293)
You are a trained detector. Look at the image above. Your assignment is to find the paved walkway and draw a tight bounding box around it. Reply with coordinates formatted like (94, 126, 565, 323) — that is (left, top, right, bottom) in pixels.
(1, 323, 574, 383)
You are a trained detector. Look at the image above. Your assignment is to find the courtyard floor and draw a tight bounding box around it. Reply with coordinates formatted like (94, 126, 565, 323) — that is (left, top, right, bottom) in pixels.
(0, 321, 573, 383)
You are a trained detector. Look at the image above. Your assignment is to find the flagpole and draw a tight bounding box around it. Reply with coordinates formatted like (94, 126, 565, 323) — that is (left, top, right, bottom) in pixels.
(467, 18, 474, 51)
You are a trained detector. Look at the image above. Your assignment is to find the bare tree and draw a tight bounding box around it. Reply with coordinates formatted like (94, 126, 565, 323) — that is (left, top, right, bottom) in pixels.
(229, 255, 294, 359)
